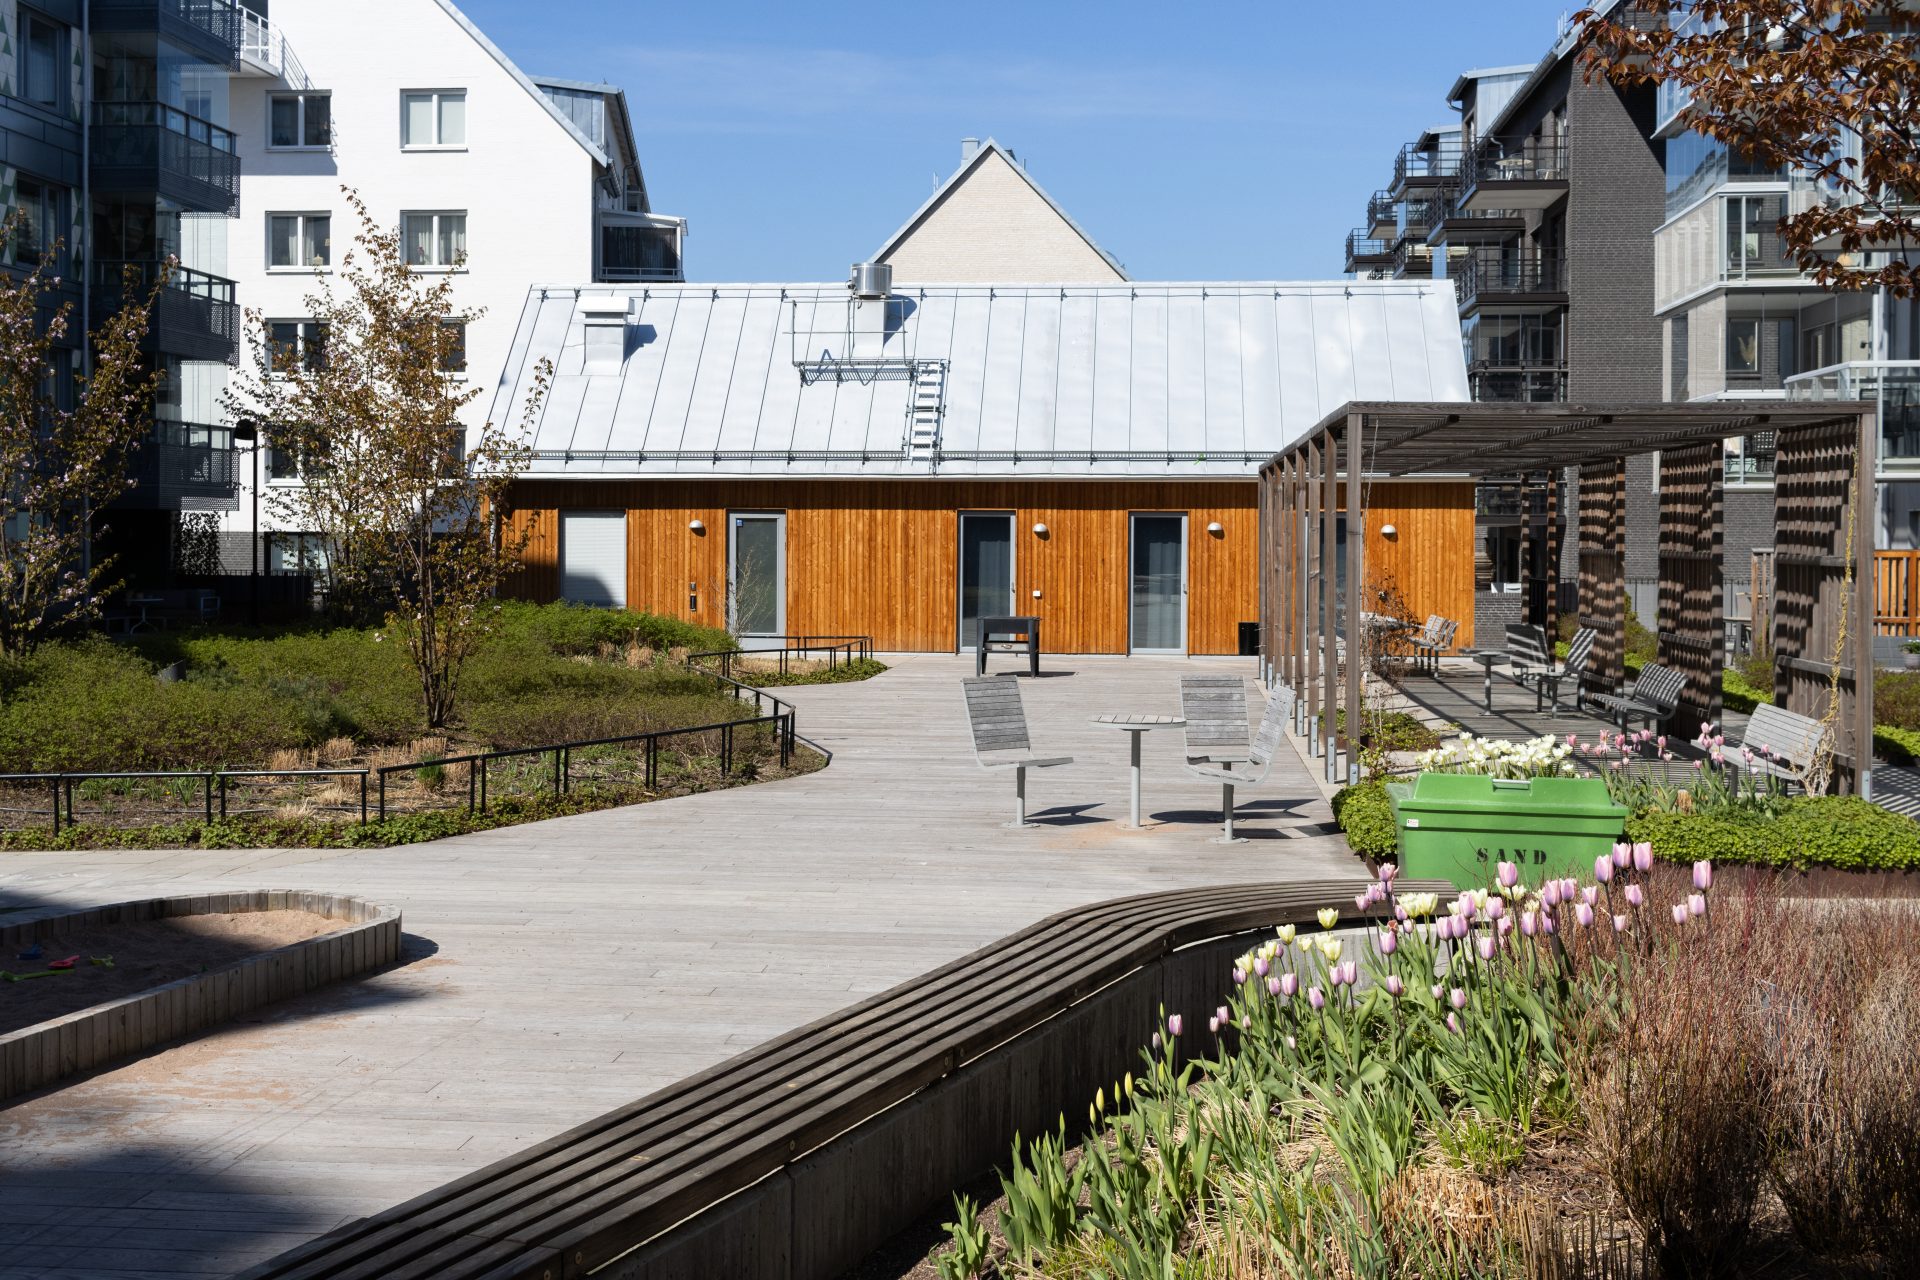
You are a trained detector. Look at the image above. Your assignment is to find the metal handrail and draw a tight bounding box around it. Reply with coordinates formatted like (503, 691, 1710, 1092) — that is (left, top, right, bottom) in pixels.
(685, 635, 874, 681)
(1468, 141, 1568, 186)
(90, 100, 237, 152)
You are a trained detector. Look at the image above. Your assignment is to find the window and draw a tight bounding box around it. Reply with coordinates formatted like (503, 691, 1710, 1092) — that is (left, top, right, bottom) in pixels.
(10, 178, 61, 267)
(1670, 314, 1690, 402)
(267, 320, 328, 374)
(1727, 318, 1761, 374)
(400, 90, 466, 148)
(267, 213, 331, 269)
(402, 212, 467, 268)
(1488, 527, 1524, 593)
(268, 533, 329, 576)
(268, 92, 331, 149)
(21, 13, 64, 111)
(438, 320, 467, 374)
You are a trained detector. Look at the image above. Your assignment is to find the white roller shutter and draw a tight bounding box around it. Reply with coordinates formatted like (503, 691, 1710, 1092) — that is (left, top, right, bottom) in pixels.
(560, 511, 627, 608)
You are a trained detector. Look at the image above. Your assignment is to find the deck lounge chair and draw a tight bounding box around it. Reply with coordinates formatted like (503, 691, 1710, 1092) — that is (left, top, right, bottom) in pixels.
(1184, 687, 1287, 842)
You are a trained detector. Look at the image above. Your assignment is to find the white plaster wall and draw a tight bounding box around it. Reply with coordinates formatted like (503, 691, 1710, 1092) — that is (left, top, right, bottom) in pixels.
(883, 150, 1125, 284)
(220, 0, 599, 541)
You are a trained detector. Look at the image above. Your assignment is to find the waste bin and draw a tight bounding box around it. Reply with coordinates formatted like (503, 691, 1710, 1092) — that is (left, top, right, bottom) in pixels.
(1237, 621, 1260, 656)
(1385, 772, 1627, 890)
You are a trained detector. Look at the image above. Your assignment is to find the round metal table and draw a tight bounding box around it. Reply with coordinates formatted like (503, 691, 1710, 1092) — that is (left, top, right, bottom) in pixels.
(1090, 714, 1185, 829)
(1456, 649, 1510, 713)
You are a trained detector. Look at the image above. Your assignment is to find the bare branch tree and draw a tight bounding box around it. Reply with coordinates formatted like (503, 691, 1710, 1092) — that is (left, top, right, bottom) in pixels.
(225, 188, 552, 728)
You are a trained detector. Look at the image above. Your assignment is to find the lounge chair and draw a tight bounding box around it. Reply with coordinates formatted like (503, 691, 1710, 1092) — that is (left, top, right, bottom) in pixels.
(1184, 687, 1288, 843)
(961, 676, 1073, 828)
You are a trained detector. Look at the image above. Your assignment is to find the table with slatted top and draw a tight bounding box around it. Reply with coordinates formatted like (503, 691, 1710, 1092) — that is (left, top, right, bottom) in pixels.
(1090, 713, 1186, 829)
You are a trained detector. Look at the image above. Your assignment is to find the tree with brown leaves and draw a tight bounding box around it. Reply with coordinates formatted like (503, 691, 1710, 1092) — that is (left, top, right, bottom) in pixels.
(226, 188, 552, 729)
(0, 214, 169, 655)
(1581, 0, 1919, 296)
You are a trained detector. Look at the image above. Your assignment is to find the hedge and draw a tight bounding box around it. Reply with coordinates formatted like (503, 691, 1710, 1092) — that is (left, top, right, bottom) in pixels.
(1626, 796, 1920, 872)
(1332, 779, 1397, 861)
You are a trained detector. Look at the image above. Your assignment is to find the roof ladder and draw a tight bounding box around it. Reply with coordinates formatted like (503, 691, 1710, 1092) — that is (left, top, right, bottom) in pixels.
(904, 360, 948, 462)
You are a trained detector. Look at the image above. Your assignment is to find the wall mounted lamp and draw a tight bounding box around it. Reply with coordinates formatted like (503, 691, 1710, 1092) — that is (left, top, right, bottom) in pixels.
(1206, 521, 1224, 536)
(1380, 523, 1398, 538)
(688, 519, 706, 533)
(1032, 522, 1049, 537)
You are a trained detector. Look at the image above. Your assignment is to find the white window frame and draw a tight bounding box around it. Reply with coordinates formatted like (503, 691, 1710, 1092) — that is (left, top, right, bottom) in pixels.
(266, 211, 332, 272)
(399, 89, 467, 151)
(400, 210, 468, 271)
(266, 91, 332, 151)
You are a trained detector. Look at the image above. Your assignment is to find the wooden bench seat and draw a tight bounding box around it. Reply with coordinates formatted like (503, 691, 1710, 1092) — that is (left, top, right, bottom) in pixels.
(1736, 701, 1826, 791)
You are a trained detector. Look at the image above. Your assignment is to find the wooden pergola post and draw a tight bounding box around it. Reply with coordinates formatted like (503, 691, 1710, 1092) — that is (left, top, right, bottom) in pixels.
(1305, 436, 1322, 754)
(1855, 407, 1876, 800)
(1578, 460, 1627, 702)
(1346, 412, 1365, 783)
(1321, 423, 1338, 781)
(1655, 442, 1724, 738)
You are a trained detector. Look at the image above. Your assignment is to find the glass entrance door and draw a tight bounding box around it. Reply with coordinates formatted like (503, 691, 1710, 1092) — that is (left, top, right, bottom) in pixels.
(1130, 513, 1188, 654)
(728, 512, 786, 639)
(957, 512, 1015, 650)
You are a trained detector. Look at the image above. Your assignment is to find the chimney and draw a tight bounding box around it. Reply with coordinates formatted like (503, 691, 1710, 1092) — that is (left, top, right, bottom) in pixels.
(960, 137, 980, 164)
(847, 263, 893, 361)
(579, 295, 634, 374)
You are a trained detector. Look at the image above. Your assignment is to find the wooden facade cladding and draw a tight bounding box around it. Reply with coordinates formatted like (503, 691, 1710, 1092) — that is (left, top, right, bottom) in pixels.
(1657, 443, 1725, 737)
(1357, 482, 1479, 649)
(501, 479, 1261, 654)
(1578, 461, 1628, 699)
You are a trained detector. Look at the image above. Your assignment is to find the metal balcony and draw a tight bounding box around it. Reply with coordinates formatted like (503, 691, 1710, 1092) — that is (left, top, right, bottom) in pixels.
(1469, 363, 1568, 404)
(1389, 140, 1465, 196)
(89, 0, 243, 68)
(1344, 230, 1392, 274)
(237, 8, 313, 90)
(1425, 189, 1527, 245)
(89, 102, 240, 216)
(1458, 141, 1568, 212)
(93, 260, 240, 365)
(1454, 249, 1567, 312)
(1366, 190, 1398, 239)
(122, 420, 240, 511)
(1393, 240, 1433, 280)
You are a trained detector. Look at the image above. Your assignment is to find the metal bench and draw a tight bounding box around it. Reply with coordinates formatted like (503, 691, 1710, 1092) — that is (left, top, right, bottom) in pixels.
(1508, 624, 1595, 714)
(976, 615, 1040, 677)
(1588, 662, 1688, 734)
(961, 675, 1072, 827)
(1736, 702, 1826, 792)
(1409, 615, 1458, 674)
(1178, 675, 1251, 766)
(1184, 684, 1288, 842)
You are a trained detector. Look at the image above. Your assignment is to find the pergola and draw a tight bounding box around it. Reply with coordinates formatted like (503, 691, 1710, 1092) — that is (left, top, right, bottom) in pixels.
(1257, 401, 1879, 795)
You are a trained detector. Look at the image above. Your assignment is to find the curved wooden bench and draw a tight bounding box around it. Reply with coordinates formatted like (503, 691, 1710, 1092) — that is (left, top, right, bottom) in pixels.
(238, 878, 1447, 1280)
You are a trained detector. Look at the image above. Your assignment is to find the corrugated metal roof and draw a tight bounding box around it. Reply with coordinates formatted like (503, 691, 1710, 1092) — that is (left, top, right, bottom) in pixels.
(490, 280, 1469, 479)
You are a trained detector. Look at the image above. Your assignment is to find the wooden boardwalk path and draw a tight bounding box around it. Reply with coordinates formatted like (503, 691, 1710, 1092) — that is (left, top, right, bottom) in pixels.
(0, 654, 1358, 1279)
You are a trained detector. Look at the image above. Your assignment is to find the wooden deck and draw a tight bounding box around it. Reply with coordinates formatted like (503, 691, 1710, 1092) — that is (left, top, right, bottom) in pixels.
(0, 654, 1358, 1280)
(1387, 660, 1752, 751)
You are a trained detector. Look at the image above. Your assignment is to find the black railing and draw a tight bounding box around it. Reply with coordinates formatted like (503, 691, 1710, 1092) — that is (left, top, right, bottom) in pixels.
(685, 635, 874, 682)
(1345, 230, 1391, 270)
(1366, 190, 1398, 233)
(93, 260, 240, 363)
(91, 0, 244, 64)
(1454, 250, 1564, 307)
(1468, 141, 1568, 187)
(1392, 140, 1465, 190)
(89, 101, 240, 215)
(1470, 364, 1568, 403)
(123, 420, 240, 510)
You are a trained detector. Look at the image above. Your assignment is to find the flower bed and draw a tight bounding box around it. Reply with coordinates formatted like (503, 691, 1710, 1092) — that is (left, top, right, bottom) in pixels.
(921, 855, 1920, 1278)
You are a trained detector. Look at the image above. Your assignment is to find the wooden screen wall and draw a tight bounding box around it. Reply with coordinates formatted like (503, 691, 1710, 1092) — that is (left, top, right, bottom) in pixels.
(502, 480, 1257, 654)
(1359, 481, 1478, 649)
(1578, 461, 1627, 698)
(1656, 443, 1724, 737)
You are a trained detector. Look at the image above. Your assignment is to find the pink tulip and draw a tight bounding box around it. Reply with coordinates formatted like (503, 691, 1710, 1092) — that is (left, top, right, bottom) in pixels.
(1152, 1032, 1162, 1051)
(1233, 968, 1247, 985)
(1542, 881, 1562, 907)
(1542, 911, 1557, 935)
(1208, 1016, 1220, 1034)
(1354, 893, 1370, 913)
(1613, 913, 1630, 932)
(1394, 904, 1409, 922)
(1254, 956, 1270, 977)
(1431, 983, 1445, 1001)
(1476, 935, 1496, 961)
(1267, 975, 1282, 996)
(1446, 1011, 1462, 1035)
(1450, 987, 1469, 1010)
(1497, 916, 1514, 937)
(1217, 1005, 1230, 1026)
(1379, 930, 1399, 955)
(1340, 961, 1359, 986)
(1384, 974, 1405, 997)
(1612, 842, 1632, 869)
(1593, 856, 1614, 883)
(1280, 972, 1299, 998)
(1308, 987, 1326, 1011)
(1693, 861, 1713, 892)
(1167, 1014, 1183, 1037)
(1687, 892, 1706, 918)
(1497, 860, 1520, 888)
(1624, 884, 1644, 908)
(1519, 910, 1538, 937)
(1575, 903, 1595, 927)
(1671, 903, 1690, 926)
(1379, 862, 1399, 883)
(1485, 896, 1505, 920)
(1582, 885, 1600, 906)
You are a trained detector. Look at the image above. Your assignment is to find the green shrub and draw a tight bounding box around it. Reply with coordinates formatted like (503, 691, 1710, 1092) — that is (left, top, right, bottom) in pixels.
(1875, 669, 1920, 732)
(734, 657, 889, 688)
(1875, 725, 1920, 766)
(489, 600, 734, 657)
(1332, 779, 1398, 860)
(1627, 796, 1920, 871)
(1721, 668, 1772, 715)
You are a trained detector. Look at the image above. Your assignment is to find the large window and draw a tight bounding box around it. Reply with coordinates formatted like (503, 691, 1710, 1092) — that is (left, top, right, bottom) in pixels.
(268, 92, 331, 149)
(267, 320, 328, 374)
(267, 213, 331, 270)
(400, 90, 466, 149)
(402, 212, 467, 268)
(1725, 195, 1792, 278)
(9, 178, 61, 267)
(21, 12, 64, 111)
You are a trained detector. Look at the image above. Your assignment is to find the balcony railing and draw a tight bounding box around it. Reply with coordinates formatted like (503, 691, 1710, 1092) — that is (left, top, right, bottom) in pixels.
(1786, 360, 1920, 463)
(1400, 196, 1443, 240)
(91, 0, 244, 66)
(1393, 241, 1433, 279)
(1726, 431, 1777, 485)
(239, 9, 312, 90)
(1470, 364, 1568, 404)
(1454, 250, 1565, 308)
(1344, 230, 1391, 271)
(125, 420, 240, 512)
(1366, 190, 1399, 238)
(1469, 142, 1568, 186)
(597, 266, 686, 283)
(93, 260, 240, 365)
(1391, 140, 1465, 192)
(89, 102, 240, 216)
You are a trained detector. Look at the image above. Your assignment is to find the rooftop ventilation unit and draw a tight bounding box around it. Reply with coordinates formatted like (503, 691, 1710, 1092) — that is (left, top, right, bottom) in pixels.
(849, 262, 892, 300)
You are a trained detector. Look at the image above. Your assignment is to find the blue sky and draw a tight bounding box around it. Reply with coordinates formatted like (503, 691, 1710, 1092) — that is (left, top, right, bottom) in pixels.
(459, 0, 1565, 282)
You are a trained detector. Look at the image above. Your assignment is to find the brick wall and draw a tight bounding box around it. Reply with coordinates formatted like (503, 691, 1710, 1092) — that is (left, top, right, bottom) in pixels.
(1565, 76, 1665, 403)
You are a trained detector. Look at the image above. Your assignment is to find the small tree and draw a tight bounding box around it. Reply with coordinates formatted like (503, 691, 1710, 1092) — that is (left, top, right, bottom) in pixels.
(1580, 0, 1920, 296)
(0, 215, 169, 654)
(226, 189, 551, 728)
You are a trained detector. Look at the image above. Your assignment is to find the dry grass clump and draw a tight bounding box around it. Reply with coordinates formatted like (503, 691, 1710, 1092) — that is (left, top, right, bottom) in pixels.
(268, 746, 317, 772)
(317, 736, 357, 764)
(625, 642, 654, 668)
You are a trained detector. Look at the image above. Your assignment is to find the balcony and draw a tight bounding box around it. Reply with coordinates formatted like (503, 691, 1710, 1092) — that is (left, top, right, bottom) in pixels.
(1398, 196, 1443, 244)
(122, 420, 239, 512)
(1389, 140, 1464, 196)
(1344, 230, 1392, 274)
(93, 260, 240, 365)
(1425, 189, 1527, 245)
(1725, 431, 1777, 485)
(598, 219, 683, 284)
(1469, 363, 1568, 403)
(237, 8, 312, 90)
(1366, 190, 1398, 240)
(1393, 240, 1433, 279)
(1786, 360, 1920, 465)
(1458, 141, 1568, 212)
(89, 102, 239, 216)
(1454, 249, 1567, 312)
(89, 0, 243, 68)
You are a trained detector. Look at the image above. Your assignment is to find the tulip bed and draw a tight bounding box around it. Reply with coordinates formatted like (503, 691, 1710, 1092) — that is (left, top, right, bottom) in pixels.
(922, 856, 1920, 1280)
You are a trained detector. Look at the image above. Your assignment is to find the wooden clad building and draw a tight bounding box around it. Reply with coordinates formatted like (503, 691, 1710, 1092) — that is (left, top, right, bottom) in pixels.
(491, 275, 1470, 654)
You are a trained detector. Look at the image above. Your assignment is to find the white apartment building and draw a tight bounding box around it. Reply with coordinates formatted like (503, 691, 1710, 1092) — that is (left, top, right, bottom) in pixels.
(216, 0, 684, 573)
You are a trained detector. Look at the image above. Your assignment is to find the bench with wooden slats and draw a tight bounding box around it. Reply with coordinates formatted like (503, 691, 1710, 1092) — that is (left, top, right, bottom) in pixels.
(1738, 702, 1825, 790)
(1179, 675, 1251, 765)
(1506, 624, 1596, 714)
(1588, 662, 1688, 733)
(235, 879, 1451, 1280)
